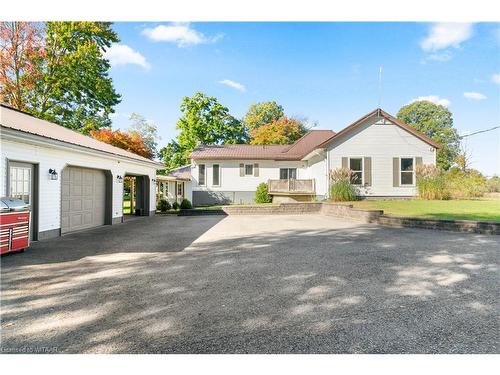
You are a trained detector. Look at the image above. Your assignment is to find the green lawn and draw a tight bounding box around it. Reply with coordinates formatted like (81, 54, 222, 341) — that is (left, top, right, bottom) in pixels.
(123, 199, 131, 214)
(350, 198, 500, 222)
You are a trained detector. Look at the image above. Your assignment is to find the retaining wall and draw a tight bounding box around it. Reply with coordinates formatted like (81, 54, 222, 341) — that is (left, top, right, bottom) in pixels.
(221, 203, 323, 215)
(181, 202, 500, 235)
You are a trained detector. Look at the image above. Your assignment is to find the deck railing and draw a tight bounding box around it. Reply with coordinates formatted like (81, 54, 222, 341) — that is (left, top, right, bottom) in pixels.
(268, 179, 316, 195)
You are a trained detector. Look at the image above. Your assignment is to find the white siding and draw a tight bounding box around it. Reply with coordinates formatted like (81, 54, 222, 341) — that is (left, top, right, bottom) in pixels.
(303, 153, 328, 197)
(192, 160, 307, 192)
(0, 137, 158, 234)
(326, 117, 436, 196)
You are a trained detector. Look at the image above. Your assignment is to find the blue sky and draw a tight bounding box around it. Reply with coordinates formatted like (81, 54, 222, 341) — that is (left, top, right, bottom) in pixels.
(106, 22, 500, 176)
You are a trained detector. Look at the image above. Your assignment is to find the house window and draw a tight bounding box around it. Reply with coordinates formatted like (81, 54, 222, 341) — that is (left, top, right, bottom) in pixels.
(400, 158, 414, 185)
(213, 164, 220, 186)
(245, 164, 253, 176)
(177, 182, 183, 197)
(198, 164, 206, 185)
(349, 158, 363, 185)
(279, 168, 297, 180)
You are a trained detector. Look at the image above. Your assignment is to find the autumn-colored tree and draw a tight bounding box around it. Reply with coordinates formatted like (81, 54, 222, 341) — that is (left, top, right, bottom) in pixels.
(1, 21, 120, 133)
(243, 101, 284, 130)
(250, 116, 307, 145)
(0, 22, 44, 110)
(90, 128, 154, 159)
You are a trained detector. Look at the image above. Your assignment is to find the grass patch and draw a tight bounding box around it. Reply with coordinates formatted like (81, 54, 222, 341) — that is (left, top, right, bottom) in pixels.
(351, 198, 500, 222)
(123, 199, 131, 214)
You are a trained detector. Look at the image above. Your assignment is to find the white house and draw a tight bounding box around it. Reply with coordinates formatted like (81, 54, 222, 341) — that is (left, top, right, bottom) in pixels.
(156, 165, 193, 204)
(0, 104, 163, 241)
(189, 108, 439, 205)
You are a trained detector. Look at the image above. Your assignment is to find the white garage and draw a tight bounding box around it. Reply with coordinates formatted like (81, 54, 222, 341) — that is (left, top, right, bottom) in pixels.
(0, 104, 163, 240)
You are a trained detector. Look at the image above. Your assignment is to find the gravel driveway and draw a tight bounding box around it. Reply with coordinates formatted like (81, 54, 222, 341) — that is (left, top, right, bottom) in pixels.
(1, 214, 498, 353)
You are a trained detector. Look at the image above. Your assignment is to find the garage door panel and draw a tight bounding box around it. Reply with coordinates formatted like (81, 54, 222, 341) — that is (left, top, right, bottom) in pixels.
(61, 216, 69, 228)
(83, 213, 93, 225)
(61, 167, 106, 234)
(61, 184, 70, 196)
(83, 199, 94, 210)
(70, 214, 83, 227)
(61, 200, 70, 213)
(70, 199, 83, 211)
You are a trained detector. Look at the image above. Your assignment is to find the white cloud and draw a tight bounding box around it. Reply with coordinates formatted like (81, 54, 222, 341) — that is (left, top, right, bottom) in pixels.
(420, 23, 474, 52)
(409, 95, 451, 107)
(142, 23, 222, 47)
(104, 44, 150, 70)
(464, 92, 487, 100)
(492, 73, 500, 84)
(219, 79, 246, 92)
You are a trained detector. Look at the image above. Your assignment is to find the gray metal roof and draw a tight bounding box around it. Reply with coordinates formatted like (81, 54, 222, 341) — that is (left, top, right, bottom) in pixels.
(0, 103, 164, 167)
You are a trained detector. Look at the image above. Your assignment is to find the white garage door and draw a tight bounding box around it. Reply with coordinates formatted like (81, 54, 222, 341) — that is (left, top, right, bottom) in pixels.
(61, 167, 106, 234)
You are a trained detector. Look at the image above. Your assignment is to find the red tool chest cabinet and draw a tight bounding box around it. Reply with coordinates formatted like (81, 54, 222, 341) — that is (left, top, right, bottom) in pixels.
(0, 198, 30, 255)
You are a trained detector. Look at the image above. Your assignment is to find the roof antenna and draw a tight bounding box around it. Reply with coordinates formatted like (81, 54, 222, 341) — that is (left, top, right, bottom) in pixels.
(377, 65, 383, 115)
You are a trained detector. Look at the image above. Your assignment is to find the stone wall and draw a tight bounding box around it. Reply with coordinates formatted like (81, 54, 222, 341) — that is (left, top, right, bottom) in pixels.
(376, 215, 500, 235)
(222, 203, 323, 215)
(320, 203, 383, 222)
(180, 202, 500, 235)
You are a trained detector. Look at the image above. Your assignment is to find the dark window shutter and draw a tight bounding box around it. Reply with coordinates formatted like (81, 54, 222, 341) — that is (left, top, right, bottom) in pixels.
(253, 163, 259, 177)
(416, 157, 423, 168)
(364, 157, 372, 186)
(239, 163, 245, 177)
(393, 158, 399, 187)
(341, 157, 348, 169)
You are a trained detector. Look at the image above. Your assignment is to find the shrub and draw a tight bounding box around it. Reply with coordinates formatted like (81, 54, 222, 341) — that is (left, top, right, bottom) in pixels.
(157, 199, 171, 212)
(446, 168, 487, 199)
(487, 176, 500, 192)
(255, 182, 272, 203)
(329, 167, 357, 201)
(172, 201, 180, 210)
(180, 198, 193, 209)
(416, 165, 450, 200)
(416, 164, 487, 200)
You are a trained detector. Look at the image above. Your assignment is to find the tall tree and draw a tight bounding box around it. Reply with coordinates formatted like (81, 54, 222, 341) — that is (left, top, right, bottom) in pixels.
(1, 22, 121, 133)
(90, 128, 153, 159)
(250, 116, 307, 145)
(128, 112, 160, 157)
(397, 101, 460, 170)
(161, 92, 248, 170)
(0, 22, 44, 110)
(243, 101, 284, 130)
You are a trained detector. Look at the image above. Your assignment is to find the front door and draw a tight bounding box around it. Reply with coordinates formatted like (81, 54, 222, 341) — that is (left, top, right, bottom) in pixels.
(9, 161, 36, 240)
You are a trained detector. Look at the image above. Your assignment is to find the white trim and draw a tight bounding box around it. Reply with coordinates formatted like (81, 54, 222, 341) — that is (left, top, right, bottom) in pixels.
(399, 156, 416, 187)
(212, 163, 221, 187)
(348, 156, 364, 186)
(198, 163, 206, 186)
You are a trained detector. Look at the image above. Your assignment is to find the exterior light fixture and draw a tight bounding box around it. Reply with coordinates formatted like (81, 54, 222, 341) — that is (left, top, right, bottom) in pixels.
(49, 169, 58, 180)
(116, 175, 124, 183)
